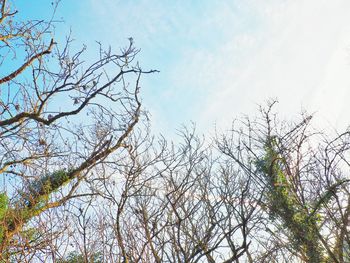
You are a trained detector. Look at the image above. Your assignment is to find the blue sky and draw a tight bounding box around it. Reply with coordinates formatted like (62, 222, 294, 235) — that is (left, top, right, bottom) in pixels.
(17, 0, 350, 136)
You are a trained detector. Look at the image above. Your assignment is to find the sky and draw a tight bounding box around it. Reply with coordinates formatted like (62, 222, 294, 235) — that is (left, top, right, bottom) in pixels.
(17, 0, 350, 137)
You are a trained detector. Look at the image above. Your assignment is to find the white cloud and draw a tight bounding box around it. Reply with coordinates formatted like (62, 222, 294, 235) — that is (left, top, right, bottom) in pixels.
(176, 0, 350, 133)
(79, 0, 350, 135)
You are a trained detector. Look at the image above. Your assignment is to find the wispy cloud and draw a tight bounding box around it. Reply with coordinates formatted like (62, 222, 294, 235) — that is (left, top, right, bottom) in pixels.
(70, 0, 350, 135)
(170, 0, 350, 132)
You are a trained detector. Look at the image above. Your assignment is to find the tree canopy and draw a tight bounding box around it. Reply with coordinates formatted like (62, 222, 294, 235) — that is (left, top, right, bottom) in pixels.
(0, 1, 350, 262)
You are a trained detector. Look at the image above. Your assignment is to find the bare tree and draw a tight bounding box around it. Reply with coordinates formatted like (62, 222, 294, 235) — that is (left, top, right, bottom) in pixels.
(217, 101, 350, 262)
(0, 0, 156, 260)
(52, 127, 262, 262)
(2, 1, 350, 262)
(23, 100, 349, 263)
(49, 101, 350, 263)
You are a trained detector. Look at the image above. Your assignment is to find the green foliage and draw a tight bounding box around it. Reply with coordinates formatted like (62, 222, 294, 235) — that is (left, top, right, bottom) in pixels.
(57, 252, 103, 263)
(33, 169, 70, 194)
(0, 169, 72, 245)
(0, 193, 8, 220)
(20, 169, 71, 209)
(0, 192, 8, 242)
(258, 137, 325, 263)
